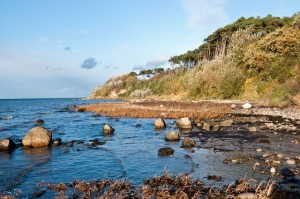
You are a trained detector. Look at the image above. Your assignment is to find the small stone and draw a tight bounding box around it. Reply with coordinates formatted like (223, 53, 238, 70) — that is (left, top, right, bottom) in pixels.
(103, 124, 114, 134)
(176, 117, 192, 129)
(256, 148, 262, 152)
(158, 147, 174, 156)
(286, 159, 296, 165)
(220, 119, 233, 127)
(165, 131, 180, 141)
(237, 192, 256, 199)
(78, 108, 86, 112)
(248, 127, 257, 132)
(253, 162, 260, 170)
(277, 153, 284, 159)
(231, 159, 239, 164)
(181, 137, 196, 148)
(230, 104, 237, 109)
(52, 138, 62, 146)
(0, 139, 17, 151)
(35, 119, 44, 126)
(263, 152, 272, 158)
(212, 125, 220, 131)
(242, 102, 252, 109)
(280, 167, 295, 177)
(202, 123, 210, 131)
(270, 167, 276, 175)
(154, 118, 166, 129)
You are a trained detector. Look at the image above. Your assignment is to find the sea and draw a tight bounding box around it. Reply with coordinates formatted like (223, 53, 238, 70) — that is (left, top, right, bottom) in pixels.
(0, 98, 263, 197)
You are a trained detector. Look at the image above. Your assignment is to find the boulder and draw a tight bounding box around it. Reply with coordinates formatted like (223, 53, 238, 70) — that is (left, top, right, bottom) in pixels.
(158, 147, 174, 156)
(176, 117, 192, 129)
(0, 139, 17, 151)
(35, 119, 44, 126)
(182, 137, 196, 148)
(154, 118, 166, 129)
(165, 131, 180, 141)
(220, 119, 233, 127)
(292, 93, 300, 105)
(22, 127, 52, 148)
(103, 124, 114, 134)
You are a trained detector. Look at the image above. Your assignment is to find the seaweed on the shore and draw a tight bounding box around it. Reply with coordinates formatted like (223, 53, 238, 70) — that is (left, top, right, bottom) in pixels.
(2, 172, 300, 199)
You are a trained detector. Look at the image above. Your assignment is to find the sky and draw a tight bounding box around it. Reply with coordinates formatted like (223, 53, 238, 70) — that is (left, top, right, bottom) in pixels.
(0, 0, 299, 99)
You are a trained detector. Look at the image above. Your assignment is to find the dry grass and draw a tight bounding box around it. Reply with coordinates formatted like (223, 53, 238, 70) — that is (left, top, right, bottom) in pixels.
(80, 99, 232, 119)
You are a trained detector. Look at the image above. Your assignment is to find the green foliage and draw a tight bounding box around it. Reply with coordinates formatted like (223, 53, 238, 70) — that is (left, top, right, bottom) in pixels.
(270, 86, 290, 104)
(219, 67, 245, 99)
(91, 13, 300, 104)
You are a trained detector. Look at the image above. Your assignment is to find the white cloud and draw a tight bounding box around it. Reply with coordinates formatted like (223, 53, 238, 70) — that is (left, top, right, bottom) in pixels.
(146, 56, 169, 67)
(180, 0, 228, 29)
(132, 55, 170, 71)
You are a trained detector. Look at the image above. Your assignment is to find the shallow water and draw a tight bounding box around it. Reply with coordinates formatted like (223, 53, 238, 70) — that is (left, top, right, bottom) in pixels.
(0, 98, 267, 196)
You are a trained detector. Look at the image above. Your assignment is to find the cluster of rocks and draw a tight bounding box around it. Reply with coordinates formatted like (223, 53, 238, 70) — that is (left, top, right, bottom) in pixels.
(0, 118, 114, 152)
(252, 152, 300, 178)
(155, 117, 196, 156)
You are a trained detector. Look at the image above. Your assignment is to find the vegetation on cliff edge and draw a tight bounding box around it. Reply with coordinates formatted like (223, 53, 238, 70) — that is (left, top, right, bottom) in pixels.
(90, 13, 300, 105)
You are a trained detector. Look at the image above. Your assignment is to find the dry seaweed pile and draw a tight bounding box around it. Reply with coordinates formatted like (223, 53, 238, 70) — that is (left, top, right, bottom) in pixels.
(1, 172, 299, 199)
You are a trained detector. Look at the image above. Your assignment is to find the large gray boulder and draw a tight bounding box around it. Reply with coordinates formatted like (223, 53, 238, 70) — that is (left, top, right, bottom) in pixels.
(182, 137, 196, 148)
(165, 131, 180, 141)
(176, 117, 192, 129)
(0, 139, 17, 151)
(103, 124, 115, 134)
(22, 127, 52, 148)
(154, 118, 166, 129)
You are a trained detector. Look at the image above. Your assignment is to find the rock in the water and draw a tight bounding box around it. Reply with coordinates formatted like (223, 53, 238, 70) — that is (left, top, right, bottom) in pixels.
(0, 139, 17, 151)
(220, 119, 233, 127)
(292, 93, 300, 105)
(52, 138, 62, 147)
(280, 167, 295, 178)
(248, 126, 257, 132)
(158, 147, 174, 156)
(165, 130, 180, 141)
(78, 108, 86, 112)
(242, 102, 252, 109)
(22, 127, 52, 148)
(182, 137, 196, 148)
(103, 124, 114, 134)
(154, 118, 166, 129)
(176, 117, 192, 129)
(202, 123, 210, 131)
(35, 119, 44, 126)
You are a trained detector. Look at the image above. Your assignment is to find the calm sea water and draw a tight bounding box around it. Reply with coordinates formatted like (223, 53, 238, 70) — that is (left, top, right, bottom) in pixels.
(0, 98, 263, 196)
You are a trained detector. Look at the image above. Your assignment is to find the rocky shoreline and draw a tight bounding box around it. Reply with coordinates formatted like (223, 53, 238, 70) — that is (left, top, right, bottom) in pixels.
(78, 99, 300, 197)
(1, 99, 300, 198)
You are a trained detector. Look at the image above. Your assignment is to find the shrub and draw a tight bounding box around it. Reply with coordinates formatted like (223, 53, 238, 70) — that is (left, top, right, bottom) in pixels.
(129, 89, 153, 98)
(219, 67, 245, 99)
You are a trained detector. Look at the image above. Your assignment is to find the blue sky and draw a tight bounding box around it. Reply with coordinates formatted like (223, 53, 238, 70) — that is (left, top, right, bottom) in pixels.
(0, 0, 299, 99)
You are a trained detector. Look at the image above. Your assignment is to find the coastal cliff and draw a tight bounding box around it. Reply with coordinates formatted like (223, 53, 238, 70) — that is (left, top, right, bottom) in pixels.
(90, 13, 300, 105)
